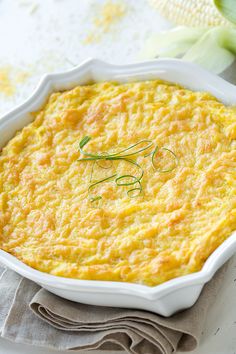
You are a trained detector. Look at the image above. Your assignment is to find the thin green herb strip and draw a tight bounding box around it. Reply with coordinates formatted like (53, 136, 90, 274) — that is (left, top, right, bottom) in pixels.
(113, 157, 144, 182)
(79, 136, 154, 159)
(152, 147, 178, 173)
(106, 139, 153, 158)
(79, 136, 91, 149)
(89, 196, 102, 203)
(127, 180, 142, 198)
(88, 174, 117, 203)
(96, 152, 113, 169)
(116, 176, 142, 198)
(78, 136, 178, 203)
(115, 175, 139, 186)
(88, 174, 117, 193)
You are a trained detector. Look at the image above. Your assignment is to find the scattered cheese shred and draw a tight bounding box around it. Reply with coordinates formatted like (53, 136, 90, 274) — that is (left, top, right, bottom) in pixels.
(0, 67, 15, 97)
(83, 0, 127, 44)
(0, 66, 30, 97)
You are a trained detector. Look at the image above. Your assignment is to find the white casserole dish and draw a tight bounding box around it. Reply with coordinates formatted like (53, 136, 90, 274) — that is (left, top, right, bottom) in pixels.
(0, 58, 236, 317)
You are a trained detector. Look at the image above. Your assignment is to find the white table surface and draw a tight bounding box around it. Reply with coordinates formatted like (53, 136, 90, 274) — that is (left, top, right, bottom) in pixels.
(0, 0, 236, 353)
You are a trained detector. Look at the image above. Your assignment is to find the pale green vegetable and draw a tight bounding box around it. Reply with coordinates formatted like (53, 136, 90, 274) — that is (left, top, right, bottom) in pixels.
(224, 28, 236, 51)
(214, 0, 236, 25)
(183, 27, 236, 73)
(141, 27, 206, 59)
(141, 26, 236, 74)
(141, 0, 236, 74)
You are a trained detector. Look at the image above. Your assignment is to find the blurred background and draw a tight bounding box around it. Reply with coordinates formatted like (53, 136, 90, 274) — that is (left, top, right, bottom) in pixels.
(0, 0, 169, 115)
(1, 0, 236, 117)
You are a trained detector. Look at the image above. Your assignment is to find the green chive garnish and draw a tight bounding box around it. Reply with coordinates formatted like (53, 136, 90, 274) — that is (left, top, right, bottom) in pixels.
(78, 136, 178, 205)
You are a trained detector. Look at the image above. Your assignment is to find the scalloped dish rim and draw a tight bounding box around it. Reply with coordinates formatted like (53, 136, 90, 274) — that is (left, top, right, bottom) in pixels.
(0, 58, 235, 313)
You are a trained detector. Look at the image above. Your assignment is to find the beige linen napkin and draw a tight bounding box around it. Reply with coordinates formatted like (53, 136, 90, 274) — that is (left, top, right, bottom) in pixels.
(0, 262, 229, 354)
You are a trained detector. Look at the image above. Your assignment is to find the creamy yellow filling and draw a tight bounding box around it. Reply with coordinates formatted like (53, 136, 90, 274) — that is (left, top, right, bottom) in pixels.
(0, 80, 236, 286)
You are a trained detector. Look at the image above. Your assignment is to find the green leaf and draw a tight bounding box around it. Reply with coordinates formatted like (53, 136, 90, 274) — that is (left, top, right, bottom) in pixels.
(214, 0, 236, 25)
(140, 27, 206, 59)
(183, 27, 235, 74)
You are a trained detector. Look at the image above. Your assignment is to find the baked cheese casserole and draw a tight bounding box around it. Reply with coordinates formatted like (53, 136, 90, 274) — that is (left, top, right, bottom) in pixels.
(0, 80, 236, 286)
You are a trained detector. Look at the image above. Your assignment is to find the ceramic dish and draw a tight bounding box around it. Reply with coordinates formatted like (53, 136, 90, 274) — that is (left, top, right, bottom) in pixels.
(0, 58, 236, 316)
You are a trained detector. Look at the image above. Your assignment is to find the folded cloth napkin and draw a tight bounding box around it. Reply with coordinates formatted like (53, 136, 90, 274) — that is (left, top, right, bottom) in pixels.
(0, 262, 229, 354)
